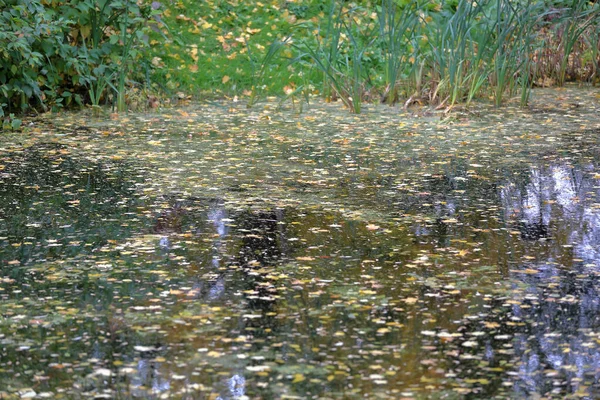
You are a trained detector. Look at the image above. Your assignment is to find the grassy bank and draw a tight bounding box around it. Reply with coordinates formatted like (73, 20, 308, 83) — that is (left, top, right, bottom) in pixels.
(152, 0, 600, 112)
(1, 0, 599, 121)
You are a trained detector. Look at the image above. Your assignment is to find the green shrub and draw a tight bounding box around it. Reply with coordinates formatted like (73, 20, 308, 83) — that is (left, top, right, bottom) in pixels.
(0, 0, 162, 117)
(0, 0, 71, 113)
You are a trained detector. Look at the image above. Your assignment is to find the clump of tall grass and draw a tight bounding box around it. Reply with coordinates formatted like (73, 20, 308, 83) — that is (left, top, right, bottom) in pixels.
(424, 0, 484, 106)
(246, 35, 293, 108)
(258, 0, 600, 114)
(294, 1, 377, 113)
(377, 0, 421, 104)
(555, 2, 600, 85)
(486, 0, 549, 106)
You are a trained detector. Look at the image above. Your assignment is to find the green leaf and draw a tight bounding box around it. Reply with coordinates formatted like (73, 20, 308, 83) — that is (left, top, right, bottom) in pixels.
(10, 117, 21, 130)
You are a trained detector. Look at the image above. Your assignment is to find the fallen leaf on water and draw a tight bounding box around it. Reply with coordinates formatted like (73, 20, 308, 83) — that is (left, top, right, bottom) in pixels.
(292, 373, 305, 383)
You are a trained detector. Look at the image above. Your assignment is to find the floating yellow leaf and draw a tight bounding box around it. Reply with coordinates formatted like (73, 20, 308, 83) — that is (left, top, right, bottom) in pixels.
(292, 373, 305, 383)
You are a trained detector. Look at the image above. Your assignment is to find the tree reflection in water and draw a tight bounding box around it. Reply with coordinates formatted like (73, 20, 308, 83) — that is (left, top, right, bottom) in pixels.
(4, 132, 600, 398)
(405, 159, 600, 397)
(499, 161, 600, 397)
(149, 199, 288, 399)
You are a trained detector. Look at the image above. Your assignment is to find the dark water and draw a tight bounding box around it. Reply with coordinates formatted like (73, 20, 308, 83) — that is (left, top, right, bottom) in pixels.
(1, 88, 600, 398)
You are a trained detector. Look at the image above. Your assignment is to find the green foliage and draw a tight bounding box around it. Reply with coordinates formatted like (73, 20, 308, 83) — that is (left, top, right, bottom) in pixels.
(555, 0, 600, 86)
(246, 35, 292, 107)
(158, 0, 597, 112)
(0, 0, 162, 116)
(3, 0, 600, 116)
(292, 1, 378, 113)
(377, 0, 421, 104)
(1, 113, 22, 131)
(0, 0, 69, 112)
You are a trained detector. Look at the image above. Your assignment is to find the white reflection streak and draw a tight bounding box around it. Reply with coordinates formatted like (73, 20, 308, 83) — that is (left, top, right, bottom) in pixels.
(206, 205, 229, 300)
(207, 208, 247, 399)
(131, 359, 170, 393)
(506, 164, 600, 396)
(551, 166, 577, 212)
(216, 374, 246, 400)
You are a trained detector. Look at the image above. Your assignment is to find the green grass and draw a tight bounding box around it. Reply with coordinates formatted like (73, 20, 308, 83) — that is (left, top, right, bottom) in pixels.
(148, 0, 309, 97)
(148, 0, 600, 112)
(4, 0, 598, 115)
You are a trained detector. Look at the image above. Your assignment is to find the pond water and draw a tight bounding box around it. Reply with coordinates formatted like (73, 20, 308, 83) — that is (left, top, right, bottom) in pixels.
(1, 87, 600, 399)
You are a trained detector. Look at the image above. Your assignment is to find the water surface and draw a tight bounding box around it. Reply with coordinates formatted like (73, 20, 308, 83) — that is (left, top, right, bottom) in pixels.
(1, 87, 600, 398)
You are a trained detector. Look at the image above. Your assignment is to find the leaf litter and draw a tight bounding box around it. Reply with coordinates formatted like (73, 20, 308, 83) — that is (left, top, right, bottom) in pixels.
(0, 86, 600, 398)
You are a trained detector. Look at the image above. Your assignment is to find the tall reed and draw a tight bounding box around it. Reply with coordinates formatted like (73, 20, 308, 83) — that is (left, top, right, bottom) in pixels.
(246, 36, 291, 107)
(270, 0, 600, 114)
(425, 0, 484, 105)
(377, 0, 420, 104)
(313, 0, 345, 104)
(556, 1, 600, 86)
(297, 1, 375, 113)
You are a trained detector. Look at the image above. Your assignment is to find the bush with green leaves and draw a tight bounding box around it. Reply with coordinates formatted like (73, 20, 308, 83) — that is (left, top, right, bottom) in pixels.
(0, 0, 69, 114)
(0, 0, 161, 119)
